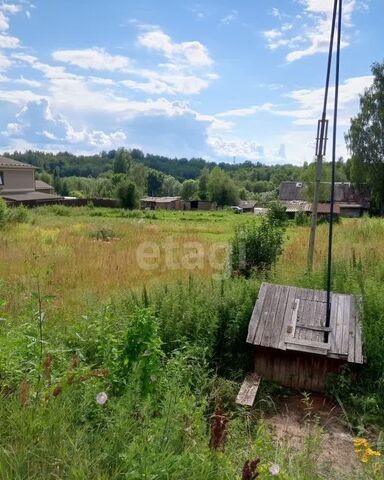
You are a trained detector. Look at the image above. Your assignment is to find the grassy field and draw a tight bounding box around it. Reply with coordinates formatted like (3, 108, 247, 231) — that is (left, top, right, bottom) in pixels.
(1, 206, 384, 479)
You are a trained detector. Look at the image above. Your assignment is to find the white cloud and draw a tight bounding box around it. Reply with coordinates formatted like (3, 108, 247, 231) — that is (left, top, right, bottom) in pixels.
(14, 76, 41, 87)
(121, 70, 209, 95)
(207, 135, 286, 163)
(0, 52, 12, 70)
(1, 4, 21, 14)
(275, 75, 373, 126)
(0, 33, 19, 47)
(52, 48, 132, 72)
(264, 0, 365, 62)
(217, 103, 274, 118)
(220, 10, 238, 25)
(0, 11, 10, 31)
(138, 28, 213, 67)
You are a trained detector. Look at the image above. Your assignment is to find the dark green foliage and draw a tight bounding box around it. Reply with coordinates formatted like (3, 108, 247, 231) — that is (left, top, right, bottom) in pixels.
(181, 179, 198, 200)
(118, 308, 164, 395)
(113, 148, 131, 173)
(346, 62, 384, 213)
(117, 181, 139, 209)
(207, 166, 239, 206)
(230, 220, 284, 277)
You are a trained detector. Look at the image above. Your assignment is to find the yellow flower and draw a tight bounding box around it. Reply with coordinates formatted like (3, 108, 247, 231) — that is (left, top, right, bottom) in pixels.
(353, 438, 369, 448)
(366, 448, 381, 457)
(360, 456, 369, 464)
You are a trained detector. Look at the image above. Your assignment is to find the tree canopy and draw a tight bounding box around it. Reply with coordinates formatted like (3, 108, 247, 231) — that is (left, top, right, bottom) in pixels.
(346, 62, 384, 213)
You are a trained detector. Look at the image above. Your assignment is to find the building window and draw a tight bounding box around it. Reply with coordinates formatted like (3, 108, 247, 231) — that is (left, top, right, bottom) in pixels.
(0, 172, 3, 186)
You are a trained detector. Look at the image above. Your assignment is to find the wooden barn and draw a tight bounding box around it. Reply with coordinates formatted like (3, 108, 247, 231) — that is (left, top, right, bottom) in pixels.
(237, 283, 363, 404)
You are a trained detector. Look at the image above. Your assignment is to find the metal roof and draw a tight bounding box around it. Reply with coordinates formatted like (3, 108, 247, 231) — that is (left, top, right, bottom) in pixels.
(0, 156, 36, 169)
(247, 283, 363, 364)
(142, 196, 181, 203)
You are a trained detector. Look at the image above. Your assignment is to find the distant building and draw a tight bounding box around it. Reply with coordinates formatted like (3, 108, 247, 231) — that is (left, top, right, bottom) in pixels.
(0, 157, 61, 203)
(183, 200, 217, 211)
(35, 180, 56, 195)
(278, 181, 369, 218)
(141, 196, 183, 210)
(141, 196, 217, 211)
(239, 200, 257, 213)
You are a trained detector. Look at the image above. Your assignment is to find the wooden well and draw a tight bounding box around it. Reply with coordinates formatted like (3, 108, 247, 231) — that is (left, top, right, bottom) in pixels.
(245, 283, 363, 393)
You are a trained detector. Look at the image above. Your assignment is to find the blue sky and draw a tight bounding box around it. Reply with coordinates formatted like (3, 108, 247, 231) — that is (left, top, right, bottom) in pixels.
(0, 0, 381, 165)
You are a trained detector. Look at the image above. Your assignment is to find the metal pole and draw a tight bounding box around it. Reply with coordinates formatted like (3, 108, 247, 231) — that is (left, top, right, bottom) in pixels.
(307, 0, 339, 272)
(325, 0, 343, 341)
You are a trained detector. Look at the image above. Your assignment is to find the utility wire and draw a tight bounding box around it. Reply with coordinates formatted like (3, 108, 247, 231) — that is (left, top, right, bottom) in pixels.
(325, 0, 343, 341)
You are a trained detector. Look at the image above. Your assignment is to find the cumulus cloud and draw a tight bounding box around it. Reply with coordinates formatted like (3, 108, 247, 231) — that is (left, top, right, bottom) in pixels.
(275, 75, 373, 125)
(2, 99, 127, 148)
(52, 48, 132, 72)
(138, 28, 213, 67)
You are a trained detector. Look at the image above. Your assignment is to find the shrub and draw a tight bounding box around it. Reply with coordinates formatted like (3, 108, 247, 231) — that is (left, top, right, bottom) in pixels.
(267, 201, 287, 227)
(89, 228, 118, 241)
(230, 219, 284, 277)
(295, 210, 310, 226)
(7, 205, 29, 224)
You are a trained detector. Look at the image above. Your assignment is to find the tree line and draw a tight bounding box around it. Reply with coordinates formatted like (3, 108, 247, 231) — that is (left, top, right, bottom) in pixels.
(4, 61, 383, 210)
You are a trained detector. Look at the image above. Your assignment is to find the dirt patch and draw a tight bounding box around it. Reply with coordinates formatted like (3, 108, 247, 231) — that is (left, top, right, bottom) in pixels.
(265, 393, 360, 477)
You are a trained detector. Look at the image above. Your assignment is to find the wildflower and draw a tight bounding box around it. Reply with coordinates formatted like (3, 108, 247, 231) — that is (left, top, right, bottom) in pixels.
(96, 391, 108, 405)
(269, 464, 280, 476)
(366, 448, 381, 457)
(52, 385, 62, 397)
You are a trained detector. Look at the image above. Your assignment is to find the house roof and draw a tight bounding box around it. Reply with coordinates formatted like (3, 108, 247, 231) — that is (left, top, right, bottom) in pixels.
(2, 191, 62, 202)
(279, 181, 370, 206)
(239, 200, 257, 209)
(247, 283, 363, 363)
(0, 156, 36, 169)
(35, 180, 54, 190)
(142, 196, 181, 203)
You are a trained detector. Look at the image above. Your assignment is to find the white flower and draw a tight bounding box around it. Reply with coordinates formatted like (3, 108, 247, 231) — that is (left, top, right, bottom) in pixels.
(96, 391, 108, 405)
(269, 464, 280, 476)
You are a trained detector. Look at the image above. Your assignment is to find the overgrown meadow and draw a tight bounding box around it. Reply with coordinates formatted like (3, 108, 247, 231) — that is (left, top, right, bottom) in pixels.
(0, 204, 384, 479)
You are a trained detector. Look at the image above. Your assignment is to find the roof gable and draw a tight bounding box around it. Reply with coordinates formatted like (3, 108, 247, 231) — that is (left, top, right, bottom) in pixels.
(0, 156, 36, 169)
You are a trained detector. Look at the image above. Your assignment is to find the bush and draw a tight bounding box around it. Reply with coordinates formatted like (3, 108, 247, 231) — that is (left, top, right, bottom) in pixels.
(0, 200, 29, 227)
(295, 210, 310, 226)
(267, 201, 287, 227)
(7, 205, 29, 224)
(230, 219, 284, 277)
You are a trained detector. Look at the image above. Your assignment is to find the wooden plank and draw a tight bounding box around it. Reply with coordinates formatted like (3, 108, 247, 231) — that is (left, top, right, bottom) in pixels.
(341, 295, 350, 356)
(278, 286, 298, 349)
(267, 286, 290, 349)
(286, 343, 328, 356)
(263, 285, 283, 347)
(329, 294, 339, 354)
(285, 337, 330, 350)
(348, 295, 356, 363)
(247, 283, 267, 344)
(296, 323, 331, 332)
(353, 296, 364, 364)
(254, 284, 277, 345)
(236, 373, 261, 406)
